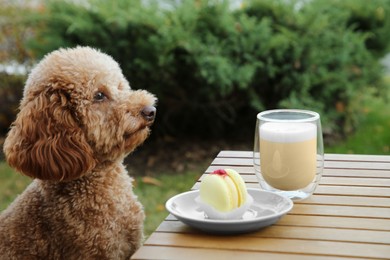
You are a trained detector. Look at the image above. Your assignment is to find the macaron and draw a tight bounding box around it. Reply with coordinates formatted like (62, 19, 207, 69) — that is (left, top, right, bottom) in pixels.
(200, 169, 247, 212)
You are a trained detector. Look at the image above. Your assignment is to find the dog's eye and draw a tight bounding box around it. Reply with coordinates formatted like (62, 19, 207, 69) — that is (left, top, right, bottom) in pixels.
(94, 92, 107, 102)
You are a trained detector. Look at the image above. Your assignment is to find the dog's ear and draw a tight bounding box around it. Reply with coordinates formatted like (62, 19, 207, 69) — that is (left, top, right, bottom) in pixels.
(3, 88, 96, 181)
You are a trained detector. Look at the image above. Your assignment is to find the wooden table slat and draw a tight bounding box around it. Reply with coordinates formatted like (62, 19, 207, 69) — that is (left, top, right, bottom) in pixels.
(277, 215, 390, 231)
(132, 246, 347, 260)
(314, 185, 390, 197)
(318, 176, 390, 187)
(156, 221, 390, 244)
(296, 194, 390, 207)
(143, 233, 390, 259)
(290, 204, 390, 219)
(164, 214, 390, 232)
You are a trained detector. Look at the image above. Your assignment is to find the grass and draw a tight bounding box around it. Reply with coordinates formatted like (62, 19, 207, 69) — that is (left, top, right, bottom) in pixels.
(134, 172, 202, 236)
(0, 162, 31, 210)
(325, 86, 390, 155)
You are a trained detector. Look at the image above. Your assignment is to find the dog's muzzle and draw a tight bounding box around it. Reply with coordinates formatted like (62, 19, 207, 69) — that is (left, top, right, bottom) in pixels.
(141, 106, 156, 123)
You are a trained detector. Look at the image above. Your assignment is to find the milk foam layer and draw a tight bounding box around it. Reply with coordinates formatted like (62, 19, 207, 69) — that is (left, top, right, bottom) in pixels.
(260, 122, 316, 143)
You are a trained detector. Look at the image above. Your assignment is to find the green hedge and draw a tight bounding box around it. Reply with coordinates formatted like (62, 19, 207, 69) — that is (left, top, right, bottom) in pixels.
(0, 73, 25, 136)
(22, 0, 389, 139)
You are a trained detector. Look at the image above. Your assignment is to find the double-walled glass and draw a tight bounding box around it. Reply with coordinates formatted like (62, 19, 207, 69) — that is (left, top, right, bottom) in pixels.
(253, 109, 324, 200)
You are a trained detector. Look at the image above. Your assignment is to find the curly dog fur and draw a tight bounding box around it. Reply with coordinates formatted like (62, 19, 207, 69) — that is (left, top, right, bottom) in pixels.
(0, 46, 156, 259)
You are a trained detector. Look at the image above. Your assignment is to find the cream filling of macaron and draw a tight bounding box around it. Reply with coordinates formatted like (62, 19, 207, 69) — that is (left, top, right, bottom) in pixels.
(225, 169, 247, 207)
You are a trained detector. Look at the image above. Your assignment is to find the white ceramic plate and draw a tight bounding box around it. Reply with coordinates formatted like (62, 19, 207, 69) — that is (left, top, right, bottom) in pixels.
(165, 188, 293, 234)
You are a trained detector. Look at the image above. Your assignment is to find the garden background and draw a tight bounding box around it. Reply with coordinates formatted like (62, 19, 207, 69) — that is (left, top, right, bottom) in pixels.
(1, 0, 390, 236)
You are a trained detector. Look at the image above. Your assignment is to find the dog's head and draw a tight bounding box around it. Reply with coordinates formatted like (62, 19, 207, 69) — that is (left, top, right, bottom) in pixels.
(3, 47, 156, 181)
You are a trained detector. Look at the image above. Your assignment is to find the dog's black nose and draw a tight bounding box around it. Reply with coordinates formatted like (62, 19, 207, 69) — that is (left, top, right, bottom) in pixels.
(141, 106, 156, 121)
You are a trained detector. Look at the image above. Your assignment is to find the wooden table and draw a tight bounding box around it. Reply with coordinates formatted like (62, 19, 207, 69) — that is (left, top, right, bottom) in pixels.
(132, 151, 390, 259)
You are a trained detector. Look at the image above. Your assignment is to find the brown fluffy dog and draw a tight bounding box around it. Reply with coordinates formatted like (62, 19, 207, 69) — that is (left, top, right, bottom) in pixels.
(0, 46, 156, 259)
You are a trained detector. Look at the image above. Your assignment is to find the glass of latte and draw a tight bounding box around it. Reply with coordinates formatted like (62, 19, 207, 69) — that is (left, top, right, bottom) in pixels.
(253, 109, 324, 200)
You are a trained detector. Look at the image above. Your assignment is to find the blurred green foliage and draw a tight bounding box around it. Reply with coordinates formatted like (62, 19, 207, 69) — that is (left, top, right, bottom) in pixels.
(1, 0, 389, 140)
(0, 73, 25, 136)
(0, 0, 38, 62)
(335, 0, 390, 57)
